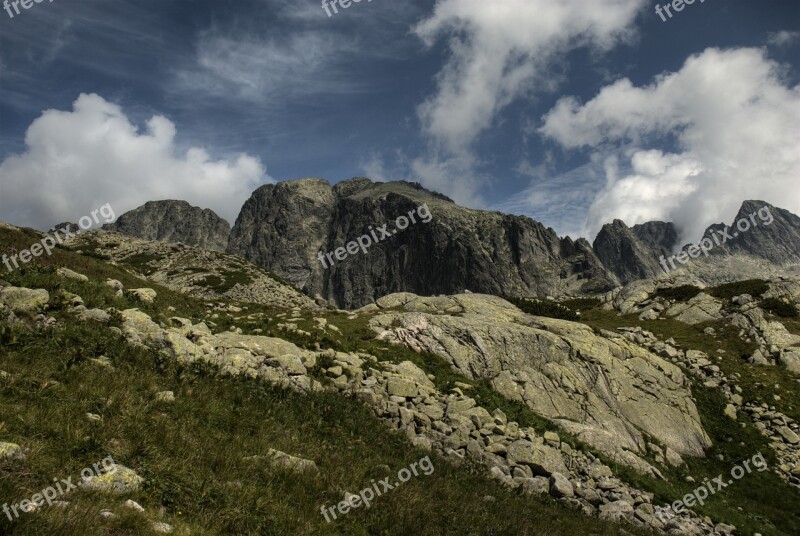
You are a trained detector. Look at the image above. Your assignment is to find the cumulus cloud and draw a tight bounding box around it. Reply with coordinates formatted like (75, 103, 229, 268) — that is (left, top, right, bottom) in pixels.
(540, 47, 800, 243)
(410, 0, 643, 203)
(0, 94, 268, 230)
(413, 0, 643, 153)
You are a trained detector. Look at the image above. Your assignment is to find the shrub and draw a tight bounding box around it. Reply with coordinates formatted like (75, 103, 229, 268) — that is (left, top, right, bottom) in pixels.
(655, 285, 702, 302)
(560, 297, 601, 312)
(504, 296, 578, 320)
(708, 279, 769, 301)
(760, 298, 799, 318)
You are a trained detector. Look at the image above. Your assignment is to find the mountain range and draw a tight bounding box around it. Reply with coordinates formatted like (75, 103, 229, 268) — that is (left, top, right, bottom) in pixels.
(103, 177, 800, 308)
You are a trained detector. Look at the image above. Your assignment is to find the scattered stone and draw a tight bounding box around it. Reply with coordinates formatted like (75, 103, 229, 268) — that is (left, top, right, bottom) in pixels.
(0, 287, 49, 313)
(128, 288, 157, 304)
(57, 267, 89, 282)
(155, 391, 176, 403)
(124, 499, 145, 512)
(549, 472, 574, 498)
(151, 522, 174, 534)
(0, 442, 25, 461)
(79, 465, 144, 494)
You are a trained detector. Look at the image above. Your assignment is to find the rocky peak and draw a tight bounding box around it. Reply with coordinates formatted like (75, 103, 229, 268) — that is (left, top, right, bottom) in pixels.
(104, 200, 231, 253)
(592, 219, 663, 284)
(228, 177, 615, 308)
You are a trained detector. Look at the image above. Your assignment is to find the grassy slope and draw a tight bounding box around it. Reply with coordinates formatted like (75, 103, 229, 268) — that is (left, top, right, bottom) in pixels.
(1, 226, 650, 535)
(571, 302, 800, 535)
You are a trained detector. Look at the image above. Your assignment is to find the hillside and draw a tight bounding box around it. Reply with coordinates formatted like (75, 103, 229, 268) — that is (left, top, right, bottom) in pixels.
(2, 222, 800, 534)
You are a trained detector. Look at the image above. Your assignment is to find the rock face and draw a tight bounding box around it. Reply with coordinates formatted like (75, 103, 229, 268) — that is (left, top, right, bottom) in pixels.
(111, 300, 716, 534)
(105, 200, 231, 253)
(227, 177, 617, 309)
(365, 293, 711, 474)
(709, 200, 800, 265)
(594, 200, 800, 285)
(593, 220, 666, 283)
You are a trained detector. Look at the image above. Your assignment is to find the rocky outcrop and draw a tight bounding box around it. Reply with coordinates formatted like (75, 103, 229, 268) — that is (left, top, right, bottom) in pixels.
(67, 230, 316, 310)
(364, 293, 711, 474)
(593, 220, 665, 283)
(227, 177, 618, 309)
(113, 300, 717, 534)
(708, 200, 800, 265)
(105, 200, 231, 253)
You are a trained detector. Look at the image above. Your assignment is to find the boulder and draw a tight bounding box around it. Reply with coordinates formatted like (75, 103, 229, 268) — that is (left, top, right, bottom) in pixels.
(79, 465, 144, 495)
(128, 288, 157, 304)
(0, 442, 25, 461)
(548, 472, 574, 498)
(57, 267, 89, 282)
(0, 287, 49, 313)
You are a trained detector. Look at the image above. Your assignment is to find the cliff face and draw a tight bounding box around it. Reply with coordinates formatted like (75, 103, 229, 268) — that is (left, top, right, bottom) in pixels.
(708, 200, 800, 265)
(592, 220, 665, 284)
(105, 185, 800, 307)
(227, 178, 617, 308)
(104, 200, 231, 253)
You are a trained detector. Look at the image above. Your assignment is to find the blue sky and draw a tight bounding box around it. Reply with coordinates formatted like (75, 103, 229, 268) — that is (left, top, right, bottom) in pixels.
(1, 0, 799, 245)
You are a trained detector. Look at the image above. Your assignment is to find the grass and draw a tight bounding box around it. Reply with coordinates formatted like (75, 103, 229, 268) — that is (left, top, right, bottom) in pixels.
(0, 226, 655, 535)
(3, 224, 799, 534)
(196, 270, 254, 294)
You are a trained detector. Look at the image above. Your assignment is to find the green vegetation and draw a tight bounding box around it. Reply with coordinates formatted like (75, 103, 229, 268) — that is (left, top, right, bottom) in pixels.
(503, 297, 578, 320)
(560, 297, 601, 312)
(760, 298, 799, 319)
(121, 252, 167, 277)
(0, 226, 652, 535)
(195, 270, 254, 294)
(3, 224, 799, 534)
(707, 279, 770, 301)
(654, 285, 702, 302)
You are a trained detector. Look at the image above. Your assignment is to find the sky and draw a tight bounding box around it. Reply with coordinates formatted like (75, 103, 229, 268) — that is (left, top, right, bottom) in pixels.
(0, 0, 799, 246)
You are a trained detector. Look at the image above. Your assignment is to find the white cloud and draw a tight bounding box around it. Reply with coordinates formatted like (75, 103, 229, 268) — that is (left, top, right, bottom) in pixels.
(768, 31, 800, 48)
(413, 0, 643, 153)
(410, 0, 644, 203)
(0, 94, 268, 230)
(540, 47, 800, 243)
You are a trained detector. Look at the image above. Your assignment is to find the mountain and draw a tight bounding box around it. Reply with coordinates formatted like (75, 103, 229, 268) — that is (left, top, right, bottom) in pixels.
(592, 220, 665, 283)
(104, 200, 231, 253)
(708, 200, 800, 264)
(104, 183, 800, 306)
(226, 178, 617, 308)
(2, 219, 800, 535)
(594, 201, 800, 284)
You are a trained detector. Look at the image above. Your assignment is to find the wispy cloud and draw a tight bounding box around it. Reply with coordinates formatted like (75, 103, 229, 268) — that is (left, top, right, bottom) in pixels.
(768, 30, 800, 47)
